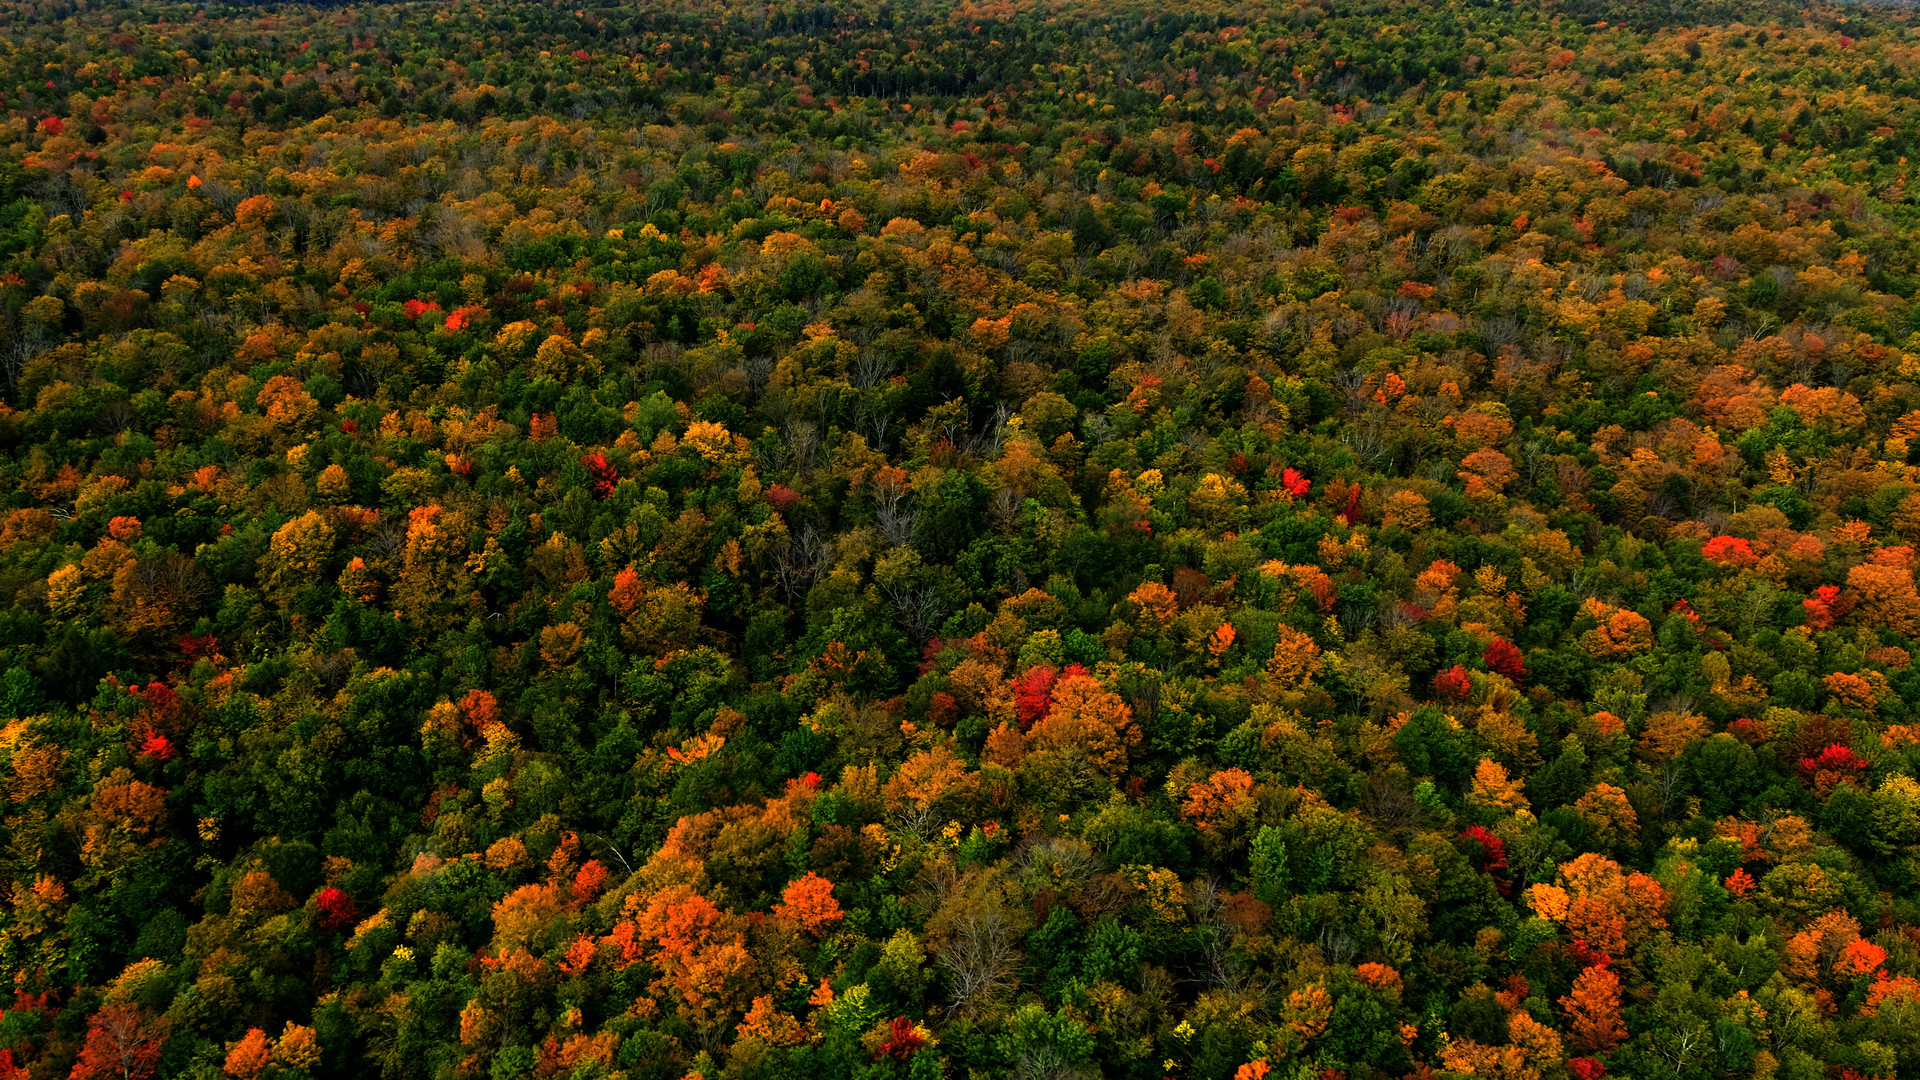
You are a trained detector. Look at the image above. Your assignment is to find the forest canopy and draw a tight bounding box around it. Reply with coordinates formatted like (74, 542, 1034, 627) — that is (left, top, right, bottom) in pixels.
(3, 0, 1920, 1078)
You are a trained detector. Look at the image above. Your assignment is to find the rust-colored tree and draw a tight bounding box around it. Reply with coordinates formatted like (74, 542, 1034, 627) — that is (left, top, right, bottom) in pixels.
(1847, 547, 1920, 635)
(1559, 963, 1627, 1053)
(72, 1004, 167, 1080)
(1026, 665, 1139, 779)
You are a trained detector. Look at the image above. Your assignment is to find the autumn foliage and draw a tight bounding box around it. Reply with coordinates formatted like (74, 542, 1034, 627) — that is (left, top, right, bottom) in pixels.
(2, 0, 1920, 1078)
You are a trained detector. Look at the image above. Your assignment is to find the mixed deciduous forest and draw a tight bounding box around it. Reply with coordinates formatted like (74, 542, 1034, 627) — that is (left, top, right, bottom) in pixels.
(8, 0, 1920, 1077)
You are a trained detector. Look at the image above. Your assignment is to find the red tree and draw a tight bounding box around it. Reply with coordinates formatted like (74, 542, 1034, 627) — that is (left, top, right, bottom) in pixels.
(1434, 665, 1472, 700)
(1803, 584, 1843, 630)
(315, 886, 358, 932)
(1458, 825, 1511, 894)
(879, 1017, 926, 1060)
(1702, 535, 1757, 568)
(581, 453, 619, 498)
(1011, 666, 1057, 730)
(1483, 638, 1526, 681)
(1337, 483, 1363, 525)
(71, 1004, 167, 1080)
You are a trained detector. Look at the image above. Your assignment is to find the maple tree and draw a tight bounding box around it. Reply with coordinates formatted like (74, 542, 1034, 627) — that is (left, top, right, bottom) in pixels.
(1025, 664, 1139, 779)
(70, 1004, 166, 1080)
(772, 872, 845, 937)
(1559, 964, 1628, 1054)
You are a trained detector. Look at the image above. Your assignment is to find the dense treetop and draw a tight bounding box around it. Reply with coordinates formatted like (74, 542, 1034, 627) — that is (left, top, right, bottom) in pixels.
(5, 0, 1920, 1079)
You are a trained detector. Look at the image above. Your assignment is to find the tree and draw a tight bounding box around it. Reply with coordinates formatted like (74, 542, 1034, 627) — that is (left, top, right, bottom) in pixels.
(1459, 449, 1517, 498)
(1438, 1010, 1564, 1080)
(1435, 665, 1473, 700)
(773, 872, 844, 937)
(1703, 535, 1758, 568)
(1182, 768, 1259, 834)
(222, 1028, 272, 1078)
(1637, 710, 1707, 764)
(1560, 964, 1627, 1053)
(1582, 608, 1654, 658)
(72, 1004, 167, 1080)
(105, 551, 208, 645)
(1847, 547, 1920, 635)
(263, 510, 335, 611)
(1393, 706, 1474, 793)
(1267, 627, 1323, 691)
(736, 996, 806, 1047)
(1483, 638, 1526, 681)
(255, 375, 318, 430)
(610, 573, 706, 653)
(931, 879, 1029, 1015)
(884, 744, 978, 838)
(1573, 783, 1639, 849)
(1784, 909, 1883, 991)
(1010, 665, 1057, 729)
(623, 885, 756, 1032)
(492, 882, 569, 953)
(392, 505, 472, 632)
(1532, 853, 1669, 957)
(1468, 759, 1530, 814)
(1027, 665, 1139, 779)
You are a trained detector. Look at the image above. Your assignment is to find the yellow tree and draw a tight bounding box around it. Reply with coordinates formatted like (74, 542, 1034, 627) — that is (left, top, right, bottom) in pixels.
(393, 505, 472, 632)
(255, 374, 318, 431)
(1266, 627, 1322, 692)
(262, 510, 335, 611)
(1572, 783, 1640, 849)
(883, 745, 977, 839)
(1582, 604, 1654, 658)
(1468, 759, 1530, 814)
(1636, 710, 1708, 764)
(1438, 1011, 1565, 1080)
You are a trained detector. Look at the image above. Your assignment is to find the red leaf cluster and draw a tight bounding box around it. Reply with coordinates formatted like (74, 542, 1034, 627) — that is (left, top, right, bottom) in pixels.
(1458, 825, 1511, 894)
(315, 886, 358, 932)
(1433, 664, 1472, 700)
(1798, 743, 1867, 782)
(1011, 665, 1057, 730)
(878, 1017, 925, 1060)
(581, 452, 618, 498)
(1482, 638, 1526, 682)
(138, 733, 176, 761)
(1566, 938, 1613, 969)
(1803, 584, 1844, 630)
(1702, 535, 1757, 567)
